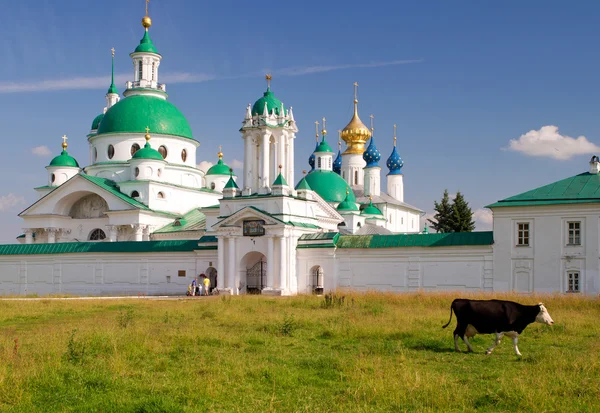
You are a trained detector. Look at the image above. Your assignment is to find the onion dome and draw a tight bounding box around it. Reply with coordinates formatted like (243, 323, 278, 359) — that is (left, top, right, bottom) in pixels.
(206, 148, 235, 176)
(361, 197, 383, 216)
(337, 188, 359, 212)
(251, 75, 286, 116)
(340, 83, 371, 155)
(333, 139, 342, 174)
(132, 129, 164, 161)
(363, 136, 381, 167)
(134, 13, 159, 54)
(49, 137, 79, 168)
(91, 113, 104, 130)
(316, 135, 334, 153)
(386, 126, 404, 175)
(304, 170, 356, 203)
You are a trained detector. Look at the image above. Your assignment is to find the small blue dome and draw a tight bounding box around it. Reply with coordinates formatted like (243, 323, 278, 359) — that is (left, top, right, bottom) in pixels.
(386, 145, 404, 175)
(363, 136, 381, 168)
(333, 149, 342, 175)
(308, 142, 318, 171)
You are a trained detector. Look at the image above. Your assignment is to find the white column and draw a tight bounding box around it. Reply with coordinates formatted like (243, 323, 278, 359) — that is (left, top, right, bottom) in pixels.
(272, 140, 278, 183)
(217, 236, 225, 291)
(227, 237, 236, 294)
(133, 224, 144, 241)
(108, 226, 118, 242)
(254, 138, 260, 191)
(46, 228, 56, 244)
(142, 225, 151, 241)
(278, 133, 285, 181)
(243, 136, 251, 191)
(279, 235, 287, 291)
(266, 235, 274, 289)
(261, 133, 270, 190)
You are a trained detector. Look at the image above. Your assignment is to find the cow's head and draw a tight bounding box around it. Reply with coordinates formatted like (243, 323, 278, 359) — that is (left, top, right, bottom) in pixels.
(535, 303, 554, 325)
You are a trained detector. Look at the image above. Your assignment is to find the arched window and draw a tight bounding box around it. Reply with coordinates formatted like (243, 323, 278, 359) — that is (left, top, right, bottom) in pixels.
(93, 147, 98, 162)
(51, 173, 56, 183)
(152, 62, 156, 80)
(181, 149, 187, 162)
(131, 190, 140, 198)
(158, 145, 167, 159)
(317, 157, 321, 168)
(210, 182, 216, 190)
(354, 170, 358, 185)
(135, 167, 140, 177)
(131, 143, 140, 156)
(157, 169, 162, 177)
(108, 144, 115, 159)
(312, 266, 324, 294)
(89, 229, 106, 241)
(138, 61, 143, 80)
(157, 191, 165, 199)
(329, 158, 332, 169)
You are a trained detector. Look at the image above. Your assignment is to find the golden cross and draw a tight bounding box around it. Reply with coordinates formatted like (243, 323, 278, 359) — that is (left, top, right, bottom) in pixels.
(370, 114, 374, 132)
(353, 82, 358, 101)
(218, 145, 222, 152)
(62, 135, 68, 144)
(145, 0, 150, 16)
(266, 73, 272, 88)
(111, 47, 115, 57)
(315, 120, 319, 140)
(145, 126, 150, 134)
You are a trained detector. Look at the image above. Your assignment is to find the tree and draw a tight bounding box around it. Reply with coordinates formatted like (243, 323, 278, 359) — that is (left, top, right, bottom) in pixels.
(448, 191, 475, 232)
(428, 189, 453, 233)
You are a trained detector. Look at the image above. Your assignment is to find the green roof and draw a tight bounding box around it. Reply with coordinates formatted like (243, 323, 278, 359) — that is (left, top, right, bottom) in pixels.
(273, 173, 288, 186)
(91, 113, 104, 130)
(252, 88, 286, 116)
(336, 232, 494, 249)
(79, 174, 150, 210)
(304, 170, 356, 203)
(97, 95, 193, 139)
(337, 191, 359, 212)
(198, 235, 217, 243)
(224, 176, 239, 189)
(206, 159, 233, 176)
(315, 136, 334, 153)
(131, 142, 164, 161)
(49, 150, 79, 168)
(486, 172, 600, 208)
(295, 177, 312, 191)
(154, 209, 206, 233)
(0, 240, 198, 256)
(361, 201, 383, 216)
(134, 30, 159, 54)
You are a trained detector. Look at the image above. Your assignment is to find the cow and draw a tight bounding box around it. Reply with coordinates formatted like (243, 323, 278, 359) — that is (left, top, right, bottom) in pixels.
(442, 299, 554, 356)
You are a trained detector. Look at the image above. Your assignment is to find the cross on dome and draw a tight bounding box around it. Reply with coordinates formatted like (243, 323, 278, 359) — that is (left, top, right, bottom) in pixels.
(61, 135, 68, 149)
(370, 114, 375, 132)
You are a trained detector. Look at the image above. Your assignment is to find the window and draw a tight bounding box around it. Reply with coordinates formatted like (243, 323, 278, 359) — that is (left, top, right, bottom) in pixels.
(210, 182, 216, 190)
(328, 158, 332, 169)
(354, 170, 358, 185)
(107, 144, 115, 159)
(517, 223, 530, 246)
(158, 145, 167, 159)
(51, 173, 56, 183)
(157, 191, 165, 199)
(135, 167, 140, 177)
(138, 61, 143, 80)
(89, 229, 106, 241)
(567, 221, 581, 245)
(181, 149, 187, 162)
(567, 271, 580, 293)
(317, 157, 322, 168)
(401, 217, 403, 225)
(152, 62, 156, 80)
(93, 147, 97, 162)
(157, 169, 162, 177)
(131, 143, 140, 156)
(178, 270, 186, 277)
(131, 190, 140, 198)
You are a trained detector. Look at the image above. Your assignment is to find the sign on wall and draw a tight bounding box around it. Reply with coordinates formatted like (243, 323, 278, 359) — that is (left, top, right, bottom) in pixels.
(243, 220, 266, 236)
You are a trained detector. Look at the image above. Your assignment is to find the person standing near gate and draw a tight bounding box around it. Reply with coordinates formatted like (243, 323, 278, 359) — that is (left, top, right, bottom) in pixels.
(202, 274, 210, 296)
(191, 277, 198, 296)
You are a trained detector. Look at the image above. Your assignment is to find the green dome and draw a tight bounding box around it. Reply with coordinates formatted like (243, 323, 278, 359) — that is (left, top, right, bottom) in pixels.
(134, 30, 159, 54)
(315, 136, 334, 153)
(361, 201, 383, 216)
(252, 88, 286, 116)
(91, 113, 104, 130)
(131, 142, 164, 161)
(206, 159, 234, 176)
(97, 95, 194, 139)
(304, 170, 356, 203)
(49, 150, 79, 168)
(337, 192, 359, 212)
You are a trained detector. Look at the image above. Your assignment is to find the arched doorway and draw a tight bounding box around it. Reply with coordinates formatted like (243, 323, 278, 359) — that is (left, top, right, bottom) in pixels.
(205, 267, 217, 294)
(240, 252, 267, 294)
(311, 265, 324, 295)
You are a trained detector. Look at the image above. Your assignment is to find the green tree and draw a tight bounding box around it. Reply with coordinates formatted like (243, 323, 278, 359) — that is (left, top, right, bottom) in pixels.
(448, 191, 475, 232)
(428, 189, 453, 233)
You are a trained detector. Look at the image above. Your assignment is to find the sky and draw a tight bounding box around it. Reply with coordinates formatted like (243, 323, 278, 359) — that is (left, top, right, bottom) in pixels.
(0, 0, 599, 242)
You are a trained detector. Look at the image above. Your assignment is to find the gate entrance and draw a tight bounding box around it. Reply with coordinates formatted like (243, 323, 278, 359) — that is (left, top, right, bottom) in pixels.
(246, 259, 266, 294)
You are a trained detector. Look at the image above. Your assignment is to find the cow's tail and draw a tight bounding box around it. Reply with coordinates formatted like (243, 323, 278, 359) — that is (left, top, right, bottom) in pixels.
(442, 301, 454, 329)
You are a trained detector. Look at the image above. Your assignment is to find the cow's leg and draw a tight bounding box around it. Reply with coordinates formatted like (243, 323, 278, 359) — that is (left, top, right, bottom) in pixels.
(462, 335, 474, 352)
(505, 332, 521, 356)
(486, 332, 504, 355)
(453, 323, 468, 352)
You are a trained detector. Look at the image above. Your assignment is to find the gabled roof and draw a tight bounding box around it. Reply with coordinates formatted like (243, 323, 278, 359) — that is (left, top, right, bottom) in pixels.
(486, 172, 600, 208)
(154, 208, 206, 233)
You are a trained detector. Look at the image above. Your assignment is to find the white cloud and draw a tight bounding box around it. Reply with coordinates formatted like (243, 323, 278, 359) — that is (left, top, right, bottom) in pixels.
(230, 159, 243, 170)
(274, 59, 423, 77)
(473, 208, 493, 230)
(196, 161, 213, 173)
(32, 145, 52, 156)
(0, 194, 25, 212)
(506, 125, 600, 160)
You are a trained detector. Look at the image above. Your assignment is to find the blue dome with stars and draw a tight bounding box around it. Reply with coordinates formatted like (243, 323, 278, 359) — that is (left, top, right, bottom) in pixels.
(308, 142, 318, 171)
(333, 149, 342, 174)
(363, 137, 381, 168)
(386, 145, 404, 175)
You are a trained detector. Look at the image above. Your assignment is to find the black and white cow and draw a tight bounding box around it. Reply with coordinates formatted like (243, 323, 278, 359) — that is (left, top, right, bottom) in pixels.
(442, 299, 554, 356)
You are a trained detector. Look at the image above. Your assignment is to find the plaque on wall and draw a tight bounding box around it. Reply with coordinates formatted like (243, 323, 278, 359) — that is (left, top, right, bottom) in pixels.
(243, 220, 266, 236)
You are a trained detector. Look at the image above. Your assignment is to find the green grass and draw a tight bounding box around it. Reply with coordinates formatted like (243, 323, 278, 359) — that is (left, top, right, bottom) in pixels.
(0, 292, 598, 412)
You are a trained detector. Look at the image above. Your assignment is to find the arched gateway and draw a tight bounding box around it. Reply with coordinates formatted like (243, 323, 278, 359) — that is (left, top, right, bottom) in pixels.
(240, 252, 266, 294)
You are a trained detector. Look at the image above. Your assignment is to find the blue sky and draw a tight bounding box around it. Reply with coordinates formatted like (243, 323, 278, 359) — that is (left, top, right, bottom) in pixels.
(0, 0, 599, 242)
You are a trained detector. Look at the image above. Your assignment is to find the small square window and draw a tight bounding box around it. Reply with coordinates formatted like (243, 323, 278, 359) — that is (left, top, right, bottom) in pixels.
(517, 223, 530, 246)
(567, 271, 580, 293)
(178, 270, 186, 277)
(567, 221, 581, 245)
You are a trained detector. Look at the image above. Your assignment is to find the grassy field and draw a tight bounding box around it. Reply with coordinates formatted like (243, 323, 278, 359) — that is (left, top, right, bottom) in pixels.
(0, 292, 598, 413)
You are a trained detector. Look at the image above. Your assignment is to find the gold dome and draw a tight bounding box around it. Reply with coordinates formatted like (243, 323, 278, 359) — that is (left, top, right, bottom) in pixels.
(341, 98, 371, 155)
(142, 15, 152, 29)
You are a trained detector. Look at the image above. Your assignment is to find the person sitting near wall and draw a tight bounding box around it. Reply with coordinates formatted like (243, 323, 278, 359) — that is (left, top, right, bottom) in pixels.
(202, 274, 210, 296)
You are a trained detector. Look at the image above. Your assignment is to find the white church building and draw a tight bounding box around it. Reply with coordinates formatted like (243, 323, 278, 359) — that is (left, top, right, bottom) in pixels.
(0, 9, 598, 296)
